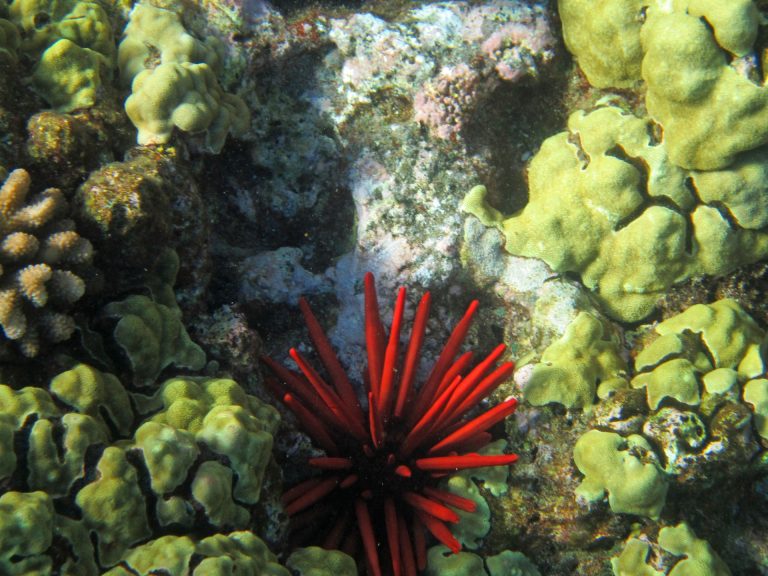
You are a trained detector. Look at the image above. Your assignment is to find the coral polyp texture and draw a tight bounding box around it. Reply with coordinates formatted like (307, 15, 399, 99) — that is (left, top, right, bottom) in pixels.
(261, 273, 518, 576)
(0, 169, 93, 356)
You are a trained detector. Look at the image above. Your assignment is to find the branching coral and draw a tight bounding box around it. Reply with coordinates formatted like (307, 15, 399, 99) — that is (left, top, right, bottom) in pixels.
(0, 169, 93, 356)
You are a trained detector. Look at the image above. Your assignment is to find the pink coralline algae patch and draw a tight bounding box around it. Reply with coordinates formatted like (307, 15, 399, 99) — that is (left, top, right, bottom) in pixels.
(482, 17, 556, 81)
(413, 64, 481, 141)
(325, 1, 555, 132)
(410, 1, 555, 141)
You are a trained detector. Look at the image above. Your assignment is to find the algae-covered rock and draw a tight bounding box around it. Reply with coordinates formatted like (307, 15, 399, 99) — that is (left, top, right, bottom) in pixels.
(573, 429, 668, 519)
(74, 154, 174, 269)
(462, 107, 768, 322)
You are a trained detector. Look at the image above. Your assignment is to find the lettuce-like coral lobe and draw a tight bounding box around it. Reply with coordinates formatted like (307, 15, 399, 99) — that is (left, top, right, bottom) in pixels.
(262, 273, 518, 576)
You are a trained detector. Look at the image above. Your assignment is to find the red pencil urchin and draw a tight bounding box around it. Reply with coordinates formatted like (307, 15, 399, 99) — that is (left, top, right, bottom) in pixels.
(261, 272, 518, 576)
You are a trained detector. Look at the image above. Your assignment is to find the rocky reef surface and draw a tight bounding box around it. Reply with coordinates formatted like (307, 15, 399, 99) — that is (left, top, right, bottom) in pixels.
(0, 0, 767, 574)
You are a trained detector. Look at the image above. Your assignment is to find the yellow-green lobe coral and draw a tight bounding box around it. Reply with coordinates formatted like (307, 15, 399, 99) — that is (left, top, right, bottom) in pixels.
(134, 421, 198, 494)
(50, 363, 133, 436)
(285, 547, 358, 576)
(654, 299, 765, 376)
(0, 491, 54, 575)
(190, 461, 249, 527)
(573, 429, 668, 519)
(522, 311, 628, 408)
(641, 4, 768, 170)
(630, 300, 767, 430)
(661, 525, 732, 575)
(76, 446, 152, 566)
(743, 379, 768, 441)
(102, 532, 290, 576)
(559, 0, 767, 170)
(486, 551, 542, 576)
(103, 293, 206, 386)
(9, 0, 113, 58)
(27, 412, 108, 495)
(117, 1, 221, 86)
(142, 376, 280, 504)
(117, 2, 249, 152)
(9, 0, 114, 111)
(426, 546, 486, 576)
(627, 522, 732, 576)
(32, 38, 110, 112)
(463, 107, 768, 322)
(558, 0, 646, 88)
(611, 538, 664, 576)
(0, 381, 111, 495)
(0, 18, 20, 63)
(125, 61, 250, 152)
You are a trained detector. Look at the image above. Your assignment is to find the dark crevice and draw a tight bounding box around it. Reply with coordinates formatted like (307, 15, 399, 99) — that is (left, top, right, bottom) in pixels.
(10, 415, 37, 490)
(567, 130, 590, 168)
(97, 406, 124, 441)
(125, 449, 160, 534)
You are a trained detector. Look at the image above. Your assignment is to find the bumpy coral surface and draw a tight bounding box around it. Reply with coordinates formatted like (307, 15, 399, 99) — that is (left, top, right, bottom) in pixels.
(0, 169, 92, 356)
(0, 363, 281, 572)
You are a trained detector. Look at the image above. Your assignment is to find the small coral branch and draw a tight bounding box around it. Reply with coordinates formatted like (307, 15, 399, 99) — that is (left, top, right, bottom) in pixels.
(0, 169, 93, 356)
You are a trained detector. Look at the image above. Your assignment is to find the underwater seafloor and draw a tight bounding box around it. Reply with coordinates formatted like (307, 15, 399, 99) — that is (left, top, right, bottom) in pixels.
(1, 0, 768, 574)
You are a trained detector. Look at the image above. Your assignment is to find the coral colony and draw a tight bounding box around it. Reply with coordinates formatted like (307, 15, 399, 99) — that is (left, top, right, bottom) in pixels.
(262, 273, 518, 576)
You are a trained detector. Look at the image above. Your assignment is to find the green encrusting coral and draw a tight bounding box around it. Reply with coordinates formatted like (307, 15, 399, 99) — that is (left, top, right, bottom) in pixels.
(462, 107, 768, 322)
(103, 532, 291, 576)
